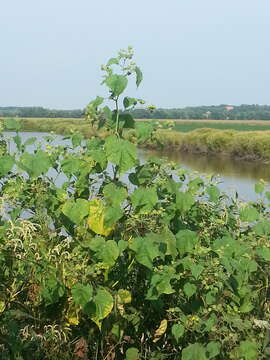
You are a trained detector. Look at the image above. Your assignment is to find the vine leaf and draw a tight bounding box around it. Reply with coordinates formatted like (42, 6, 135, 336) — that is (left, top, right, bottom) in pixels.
(62, 198, 90, 225)
(90, 288, 114, 330)
(19, 150, 52, 177)
(0, 155, 14, 176)
(172, 324, 185, 343)
(135, 66, 143, 87)
(105, 135, 137, 174)
(71, 283, 93, 308)
(88, 198, 114, 236)
(105, 74, 128, 96)
(181, 343, 207, 360)
(129, 236, 160, 270)
(126, 347, 140, 360)
(88, 237, 119, 267)
(131, 187, 158, 213)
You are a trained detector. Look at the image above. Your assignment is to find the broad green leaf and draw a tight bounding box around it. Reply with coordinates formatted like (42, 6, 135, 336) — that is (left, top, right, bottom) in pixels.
(88, 149, 107, 171)
(131, 187, 158, 213)
(105, 74, 128, 96)
(107, 57, 119, 66)
(135, 122, 154, 143)
(19, 150, 52, 177)
(104, 204, 123, 228)
(183, 283, 197, 298)
(135, 66, 143, 87)
(41, 277, 65, 305)
(105, 135, 137, 174)
(88, 237, 119, 267)
(240, 206, 260, 222)
(147, 268, 176, 300)
(206, 342, 221, 359)
(62, 198, 90, 225)
(256, 247, 270, 261)
(71, 133, 83, 147)
(255, 183, 265, 194)
(118, 113, 135, 129)
(190, 264, 204, 279)
(24, 137, 36, 146)
(161, 229, 177, 259)
(253, 220, 270, 236)
(235, 341, 258, 360)
(13, 134, 22, 150)
(176, 230, 198, 255)
(172, 324, 185, 342)
(182, 343, 207, 360)
(0, 155, 14, 176)
(88, 198, 114, 236)
(126, 347, 140, 360)
(129, 236, 160, 270)
(123, 97, 137, 109)
(103, 183, 127, 206)
(90, 96, 104, 109)
(205, 291, 216, 305)
(61, 156, 93, 176)
(176, 191, 195, 213)
(71, 283, 93, 308)
(90, 288, 114, 330)
(86, 137, 104, 150)
(206, 185, 220, 202)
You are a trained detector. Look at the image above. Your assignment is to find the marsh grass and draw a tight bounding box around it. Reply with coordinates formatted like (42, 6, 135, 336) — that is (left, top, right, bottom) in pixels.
(3, 117, 270, 161)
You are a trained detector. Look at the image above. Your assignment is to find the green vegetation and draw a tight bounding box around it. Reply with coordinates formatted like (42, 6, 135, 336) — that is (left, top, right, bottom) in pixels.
(152, 128, 270, 162)
(4, 103, 270, 120)
(0, 107, 83, 118)
(172, 121, 270, 132)
(1, 49, 270, 359)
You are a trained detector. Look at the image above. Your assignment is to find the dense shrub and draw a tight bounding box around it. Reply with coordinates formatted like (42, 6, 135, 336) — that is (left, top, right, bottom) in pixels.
(1, 50, 270, 359)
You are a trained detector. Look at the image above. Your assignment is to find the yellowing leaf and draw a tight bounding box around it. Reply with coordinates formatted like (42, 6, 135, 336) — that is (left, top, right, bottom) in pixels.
(66, 316, 79, 326)
(65, 307, 79, 326)
(0, 301, 5, 313)
(153, 319, 167, 343)
(118, 289, 132, 304)
(88, 198, 114, 236)
(90, 288, 114, 330)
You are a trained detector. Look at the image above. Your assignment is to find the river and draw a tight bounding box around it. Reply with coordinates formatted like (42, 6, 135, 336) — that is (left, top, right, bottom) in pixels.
(4, 131, 270, 202)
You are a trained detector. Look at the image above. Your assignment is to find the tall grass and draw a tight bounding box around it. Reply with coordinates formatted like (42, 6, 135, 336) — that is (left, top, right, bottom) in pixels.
(156, 128, 270, 161)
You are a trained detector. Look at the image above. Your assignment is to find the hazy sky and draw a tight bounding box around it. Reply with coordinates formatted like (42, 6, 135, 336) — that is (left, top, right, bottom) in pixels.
(1, 0, 270, 109)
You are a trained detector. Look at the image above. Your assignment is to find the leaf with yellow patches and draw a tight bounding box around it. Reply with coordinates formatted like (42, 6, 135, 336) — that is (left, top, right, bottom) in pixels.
(118, 289, 132, 304)
(90, 288, 114, 330)
(153, 319, 167, 343)
(88, 198, 114, 236)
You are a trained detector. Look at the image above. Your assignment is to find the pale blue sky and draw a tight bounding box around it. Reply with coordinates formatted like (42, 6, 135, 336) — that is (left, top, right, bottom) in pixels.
(1, 0, 270, 109)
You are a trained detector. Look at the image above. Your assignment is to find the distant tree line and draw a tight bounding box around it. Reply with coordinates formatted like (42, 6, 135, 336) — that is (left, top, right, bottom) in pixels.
(0, 107, 83, 118)
(131, 105, 270, 120)
(2, 104, 270, 120)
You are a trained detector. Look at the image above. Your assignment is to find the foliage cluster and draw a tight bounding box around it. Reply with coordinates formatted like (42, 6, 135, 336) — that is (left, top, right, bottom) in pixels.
(4, 103, 270, 121)
(1, 49, 270, 359)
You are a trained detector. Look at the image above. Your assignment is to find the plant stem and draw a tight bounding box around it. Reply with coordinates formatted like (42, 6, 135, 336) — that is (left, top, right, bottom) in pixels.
(115, 97, 120, 136)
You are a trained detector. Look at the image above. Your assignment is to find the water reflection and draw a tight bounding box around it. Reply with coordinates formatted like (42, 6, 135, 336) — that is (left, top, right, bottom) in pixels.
(140, 149, 270, 201)
(143, 149, 270, 182)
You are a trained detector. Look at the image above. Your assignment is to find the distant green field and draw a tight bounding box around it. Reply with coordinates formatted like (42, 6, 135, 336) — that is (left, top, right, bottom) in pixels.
(172, 121, 270, 132)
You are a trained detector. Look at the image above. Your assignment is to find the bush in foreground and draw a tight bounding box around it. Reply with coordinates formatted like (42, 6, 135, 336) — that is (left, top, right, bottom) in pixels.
(1, 49, 270, 359)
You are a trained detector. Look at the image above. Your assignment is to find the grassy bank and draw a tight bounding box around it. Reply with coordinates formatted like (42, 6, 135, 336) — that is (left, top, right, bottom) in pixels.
(153, 128, 270, 162)
(3, 117, 270, 162)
